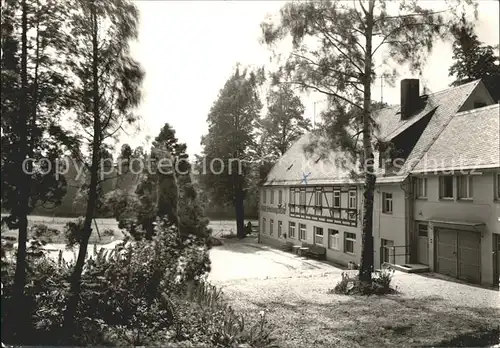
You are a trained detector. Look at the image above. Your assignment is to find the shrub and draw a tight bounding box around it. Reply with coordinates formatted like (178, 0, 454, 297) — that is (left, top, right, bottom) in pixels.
(1, 219, 273, 346)
(329, 270, 398, 296)
(31, 224, 59, 243)
(31, 224, 49, 237)
(64, 218, 85, 247)
(102, 228, 115, 237)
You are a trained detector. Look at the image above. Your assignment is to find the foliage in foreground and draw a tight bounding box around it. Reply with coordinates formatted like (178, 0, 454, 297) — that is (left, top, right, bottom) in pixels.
(1, 221, 274, 347)
(329, 269, 398, 296)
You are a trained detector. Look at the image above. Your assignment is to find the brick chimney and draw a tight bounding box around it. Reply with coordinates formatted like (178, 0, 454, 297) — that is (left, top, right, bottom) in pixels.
(400, 79, 420, 120)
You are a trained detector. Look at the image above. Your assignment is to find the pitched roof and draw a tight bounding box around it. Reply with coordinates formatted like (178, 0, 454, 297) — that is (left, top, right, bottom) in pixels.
(411, 103, 500, 173)
(264, 80, 485, 186)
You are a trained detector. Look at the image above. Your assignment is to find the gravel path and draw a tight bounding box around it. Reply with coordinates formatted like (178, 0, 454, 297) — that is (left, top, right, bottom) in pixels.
(209, 239, 500, 347)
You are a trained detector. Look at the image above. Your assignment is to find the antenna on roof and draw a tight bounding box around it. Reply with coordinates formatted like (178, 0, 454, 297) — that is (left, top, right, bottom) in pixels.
(381, 75, 384, 104)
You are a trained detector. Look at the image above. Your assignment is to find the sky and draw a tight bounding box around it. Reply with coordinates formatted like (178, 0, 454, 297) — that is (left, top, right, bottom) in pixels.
(127, 0, 500, 157)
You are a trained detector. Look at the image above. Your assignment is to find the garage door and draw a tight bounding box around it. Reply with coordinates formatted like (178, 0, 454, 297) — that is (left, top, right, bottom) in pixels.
(436, 228, 481, 284)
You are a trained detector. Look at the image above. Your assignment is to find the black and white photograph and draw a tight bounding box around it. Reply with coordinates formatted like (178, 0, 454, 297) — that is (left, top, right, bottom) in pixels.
(1, 0, 499, 347)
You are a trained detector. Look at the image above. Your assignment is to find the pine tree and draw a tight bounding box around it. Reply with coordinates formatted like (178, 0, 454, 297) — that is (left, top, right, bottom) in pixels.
(449, 16, 500, 101)
(200, 66, 264, 238)
(261, 84, 311, 159)
(61, 0, 144, 336)
(1, 0, 77, 338)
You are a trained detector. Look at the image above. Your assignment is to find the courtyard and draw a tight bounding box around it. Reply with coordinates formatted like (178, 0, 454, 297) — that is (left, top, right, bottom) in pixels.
(209, 237, 500, 347)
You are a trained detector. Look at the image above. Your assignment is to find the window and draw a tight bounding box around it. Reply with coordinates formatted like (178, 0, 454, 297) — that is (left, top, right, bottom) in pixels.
(381, 239, 394, 263)
(262, 218, 266, 233)
(457, 175, 473, 200)
(270, 219, 274, 235)
(278, 190, 283, 205)
(416, 177, 427, 198)
(299, 223, 307, 241)
(439, 176, 454, 199)
(299, 190, 306, 205)
(344, 232, 356, 254)
(278, 220, 282, 237)
(290, 190, 296, 204)
(418, 223, 428, 237)
(382, 192, 393, 214)
(496, 173, 500, 200)
(333, 189, 341, 208)
(328, 229, 339, 250)
(315, 190, 323, 207)
(288, 222, 296, 238)
(270, 190, 275, 204)
(263, 190, 267, 204)
(348, 190, 356, 209)
(314, 227, 324, 245)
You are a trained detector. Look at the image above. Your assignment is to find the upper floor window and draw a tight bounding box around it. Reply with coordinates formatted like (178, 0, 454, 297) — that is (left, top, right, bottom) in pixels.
(314, 190, 323, 206)
(416, 177, 427, 199)
(348, 190, 356, 209)
(333, 189, 341, 208)
(270, 190, 275, 204)
(290, 190, 296, 204)
(299, 190, 306, 205)
(278, 190, 283, 205)
(495, 173, 500, 200)
(263, 190, 267, 204)
(439, 176, 454, 199)
(299, 223, 307, 241)
(382, 192, 393, 214)
(457, 175, 473, 200)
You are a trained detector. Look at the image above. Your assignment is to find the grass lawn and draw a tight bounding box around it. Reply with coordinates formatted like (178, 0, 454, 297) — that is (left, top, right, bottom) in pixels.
(1, 215, 125, 245)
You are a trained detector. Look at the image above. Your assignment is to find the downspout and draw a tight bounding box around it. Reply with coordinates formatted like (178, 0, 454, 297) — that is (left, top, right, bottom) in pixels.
(400, 175, 414, 264)
(258, 186, 261, 244)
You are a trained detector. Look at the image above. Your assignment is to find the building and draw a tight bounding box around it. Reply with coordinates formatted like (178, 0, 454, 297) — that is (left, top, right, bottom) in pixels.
(259, 78, 500, 287)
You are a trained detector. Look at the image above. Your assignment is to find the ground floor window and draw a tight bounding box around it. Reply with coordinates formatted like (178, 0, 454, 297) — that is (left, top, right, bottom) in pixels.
(344, 232, 356, 254)
(314, 226, 324, 245)
(262, 218, 266, 234)
(299, 223, 307, 241)
(328, 229, 339, 250)
(381, 238, 394, 264)
(288, 222, 296, 238)
(270, 219, 274, 235)
(278, 220, 282, 237)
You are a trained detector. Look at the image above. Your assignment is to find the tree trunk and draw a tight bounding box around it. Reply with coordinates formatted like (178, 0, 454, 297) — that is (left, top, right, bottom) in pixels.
(235, 187, 245, 238)
(358, 0, 375, 284)
(13, 0, 29, 339)
(62, 2, 100, 340)
(144, 219, 155, 240)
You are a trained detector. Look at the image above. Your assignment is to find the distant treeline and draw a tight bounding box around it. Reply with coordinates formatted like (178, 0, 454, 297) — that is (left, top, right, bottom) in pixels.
(15, 156, 259, 219)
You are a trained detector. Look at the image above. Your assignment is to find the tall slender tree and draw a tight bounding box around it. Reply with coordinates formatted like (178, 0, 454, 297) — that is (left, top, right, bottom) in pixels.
(61, 0, 144, 336)
(262, 0, 476, 285)
(1, 0, 76, 338)
(261, 84, 311, 160)
(200, 66, 264, 238)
